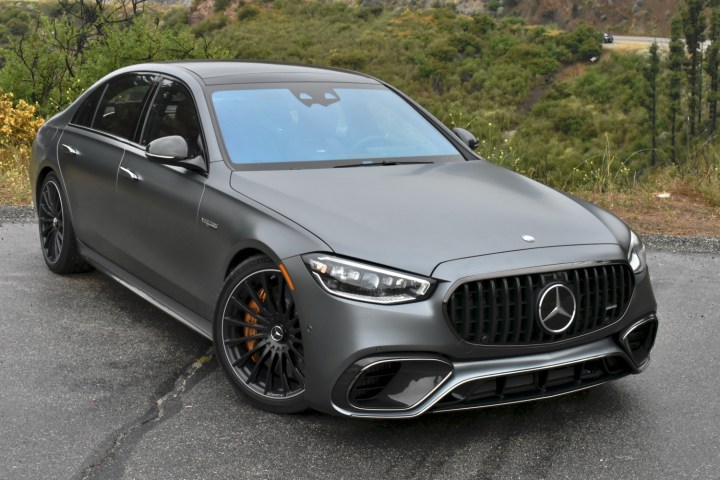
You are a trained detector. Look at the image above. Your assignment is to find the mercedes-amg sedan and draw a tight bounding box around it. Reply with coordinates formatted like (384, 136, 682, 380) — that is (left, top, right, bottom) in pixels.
(30, 61, 658, 418)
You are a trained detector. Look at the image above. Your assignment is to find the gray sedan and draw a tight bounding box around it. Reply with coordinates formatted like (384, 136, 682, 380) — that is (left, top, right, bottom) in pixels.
(30, 61, 658, 418)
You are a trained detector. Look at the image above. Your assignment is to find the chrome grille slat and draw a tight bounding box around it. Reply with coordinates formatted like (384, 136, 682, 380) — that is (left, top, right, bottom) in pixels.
(445, 264, 635, 346)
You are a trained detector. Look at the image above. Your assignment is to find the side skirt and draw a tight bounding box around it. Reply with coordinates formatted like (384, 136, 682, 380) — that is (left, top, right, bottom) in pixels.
(78, 242, 213, 340)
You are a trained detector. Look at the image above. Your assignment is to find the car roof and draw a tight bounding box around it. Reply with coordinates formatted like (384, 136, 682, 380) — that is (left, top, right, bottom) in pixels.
(134, 60, 382, 86)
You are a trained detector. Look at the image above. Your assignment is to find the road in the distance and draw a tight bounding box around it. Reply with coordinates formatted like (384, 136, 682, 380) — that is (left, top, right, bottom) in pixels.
(1, 218, 719, 480)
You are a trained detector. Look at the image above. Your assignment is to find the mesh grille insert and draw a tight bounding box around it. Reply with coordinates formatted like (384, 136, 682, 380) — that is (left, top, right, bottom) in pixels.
(445, 264, 634, 346)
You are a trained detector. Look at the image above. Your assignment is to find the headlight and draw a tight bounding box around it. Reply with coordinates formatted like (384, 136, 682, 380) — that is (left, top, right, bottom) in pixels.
(628, 230, 647, 273)
(303, 254, 434, 304)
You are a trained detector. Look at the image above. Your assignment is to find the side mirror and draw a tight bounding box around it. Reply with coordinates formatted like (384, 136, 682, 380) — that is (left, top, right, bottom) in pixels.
(146, 135, 206, 173)
(452, 127, 480, 150)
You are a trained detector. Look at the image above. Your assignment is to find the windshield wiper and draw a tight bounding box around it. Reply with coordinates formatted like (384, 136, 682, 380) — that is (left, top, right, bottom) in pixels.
(334, 160, 434, 168)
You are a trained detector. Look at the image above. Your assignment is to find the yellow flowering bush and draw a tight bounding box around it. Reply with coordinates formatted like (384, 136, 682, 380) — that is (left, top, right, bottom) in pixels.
(0, 89, 44, 205)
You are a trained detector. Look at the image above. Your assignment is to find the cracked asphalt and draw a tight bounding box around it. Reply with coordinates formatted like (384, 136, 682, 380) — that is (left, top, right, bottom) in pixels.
(1, 215, 719, 480)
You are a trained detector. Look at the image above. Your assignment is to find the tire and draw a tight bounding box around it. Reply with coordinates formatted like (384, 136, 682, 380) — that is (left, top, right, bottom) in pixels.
(214, 255, 308, 413)
(37, 173, 92, 274)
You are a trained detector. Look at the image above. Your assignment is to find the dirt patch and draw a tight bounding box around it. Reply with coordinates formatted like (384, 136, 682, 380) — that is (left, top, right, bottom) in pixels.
(581, 190, 720, 238)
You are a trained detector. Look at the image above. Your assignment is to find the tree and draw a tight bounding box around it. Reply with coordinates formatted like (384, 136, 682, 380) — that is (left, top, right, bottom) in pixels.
(707, 0, 720, 135)
(0, 1, 222, 115)
(682, 0, 706, 137)
(668, 17, 686, 164)
(644, 42, 660, 166)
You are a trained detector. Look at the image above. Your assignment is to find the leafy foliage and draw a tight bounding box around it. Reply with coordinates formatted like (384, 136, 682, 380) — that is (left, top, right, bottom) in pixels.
(0, 90, 44, 204)
(0, 1, 225, 115)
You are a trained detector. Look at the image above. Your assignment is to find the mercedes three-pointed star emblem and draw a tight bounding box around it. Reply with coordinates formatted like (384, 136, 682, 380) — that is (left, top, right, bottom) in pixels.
(537, 283, 577, 334)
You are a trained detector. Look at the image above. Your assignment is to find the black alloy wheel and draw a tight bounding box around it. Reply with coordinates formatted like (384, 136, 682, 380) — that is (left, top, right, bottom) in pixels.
(215, 255, 307, 413)
(37, 173, 91, 274)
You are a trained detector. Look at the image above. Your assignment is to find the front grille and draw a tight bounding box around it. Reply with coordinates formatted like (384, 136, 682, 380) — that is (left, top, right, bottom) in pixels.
(432, 356, 631, 412)
(445, 264, 634, 346)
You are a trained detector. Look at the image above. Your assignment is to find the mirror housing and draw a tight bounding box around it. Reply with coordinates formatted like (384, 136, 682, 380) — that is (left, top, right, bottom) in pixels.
(452, 127, 480, 150)
(146, 135, 206, 173)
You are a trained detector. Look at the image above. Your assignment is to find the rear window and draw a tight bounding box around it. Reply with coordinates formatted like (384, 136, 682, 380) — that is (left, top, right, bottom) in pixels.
(210, 84, 461, 168)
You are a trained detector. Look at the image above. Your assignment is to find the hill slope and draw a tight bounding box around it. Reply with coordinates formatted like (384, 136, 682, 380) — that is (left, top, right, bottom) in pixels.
(191, 0, 678, 36)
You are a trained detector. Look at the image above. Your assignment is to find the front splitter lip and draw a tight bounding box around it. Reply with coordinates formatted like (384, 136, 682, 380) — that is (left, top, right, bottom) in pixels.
(331, 337, 636, 419)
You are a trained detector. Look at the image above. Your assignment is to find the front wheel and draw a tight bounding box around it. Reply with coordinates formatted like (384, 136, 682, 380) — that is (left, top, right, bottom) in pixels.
(37, 173, 92, 274)
(214, 255, 308, 413)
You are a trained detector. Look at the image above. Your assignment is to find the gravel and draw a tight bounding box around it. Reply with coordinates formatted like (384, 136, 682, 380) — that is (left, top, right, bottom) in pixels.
(0, 205, 36, 224)
(2, 205, 718, 253)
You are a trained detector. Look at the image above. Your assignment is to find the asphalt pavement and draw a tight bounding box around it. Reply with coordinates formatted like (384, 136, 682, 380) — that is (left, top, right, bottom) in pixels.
(1, 214, 719, 480)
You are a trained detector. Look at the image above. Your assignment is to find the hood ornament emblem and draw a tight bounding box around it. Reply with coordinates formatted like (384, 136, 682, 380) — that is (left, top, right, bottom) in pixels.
(522, 235, 535, 243)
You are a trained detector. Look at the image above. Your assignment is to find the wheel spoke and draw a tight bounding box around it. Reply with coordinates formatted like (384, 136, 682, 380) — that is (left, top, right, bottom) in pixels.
(288, 343, 305, 362)
(279, 352, 291, 395)
(39, 197, 54, 218)
(223, 316, 268, 330)
(53, 230, 62, 258)
(286, 353, 305, 387)
(232, 339, 267, 368)
(229, 297, 269, 324)
(263, 351, 277, 395)
(247, 346, 271, 384)
(224, 333, 266, 346)
(47, 185, 58, 213)
(243, 282, 272, 316)
(259, 275, 277, 314)
(43, 229, 53, 250)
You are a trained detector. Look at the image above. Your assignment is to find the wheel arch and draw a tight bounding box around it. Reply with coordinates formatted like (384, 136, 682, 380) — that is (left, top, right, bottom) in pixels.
(224, 245, 278, 281)
(35, 166, 57, 207)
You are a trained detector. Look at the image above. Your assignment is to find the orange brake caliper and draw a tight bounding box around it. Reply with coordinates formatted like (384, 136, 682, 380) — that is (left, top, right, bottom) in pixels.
(244, 289, 267, 361)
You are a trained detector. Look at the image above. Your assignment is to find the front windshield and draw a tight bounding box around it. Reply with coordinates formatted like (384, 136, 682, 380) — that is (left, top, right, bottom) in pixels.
(210, 84, 462, 168)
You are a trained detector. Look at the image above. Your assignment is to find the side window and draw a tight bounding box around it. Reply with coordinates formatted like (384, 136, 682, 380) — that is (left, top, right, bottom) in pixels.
(93, 74, 155, 141)
(142, 79, 203, 158)
(71, 85, 105, 127)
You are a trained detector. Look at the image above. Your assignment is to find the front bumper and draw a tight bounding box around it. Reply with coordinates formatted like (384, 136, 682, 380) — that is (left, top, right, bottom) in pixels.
(282, 244, 658, 417)
(330, 315, 657, 418)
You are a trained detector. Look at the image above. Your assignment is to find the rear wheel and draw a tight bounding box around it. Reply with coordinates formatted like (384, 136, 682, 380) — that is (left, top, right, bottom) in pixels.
(214, 255, 308, 413)
(37, 173, 92, 274)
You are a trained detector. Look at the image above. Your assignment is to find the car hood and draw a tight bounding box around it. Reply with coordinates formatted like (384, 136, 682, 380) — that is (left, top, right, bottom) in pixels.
(230, 161, 620, 276)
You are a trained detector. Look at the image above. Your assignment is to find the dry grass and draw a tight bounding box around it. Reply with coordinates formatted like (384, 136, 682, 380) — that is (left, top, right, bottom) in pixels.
(578, 172, 720, 237)
(0, 147, 32, 205)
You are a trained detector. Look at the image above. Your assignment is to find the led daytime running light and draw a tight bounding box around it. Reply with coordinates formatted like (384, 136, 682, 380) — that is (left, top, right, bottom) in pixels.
(304, 255, 433, 304)
(628, 231, 646, 273)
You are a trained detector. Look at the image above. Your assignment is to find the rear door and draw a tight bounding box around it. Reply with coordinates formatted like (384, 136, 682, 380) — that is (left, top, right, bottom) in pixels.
(58, 74, 156, 260)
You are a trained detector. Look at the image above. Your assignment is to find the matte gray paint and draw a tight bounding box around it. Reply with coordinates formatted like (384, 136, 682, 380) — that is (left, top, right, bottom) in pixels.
(230, 161, 619, 276)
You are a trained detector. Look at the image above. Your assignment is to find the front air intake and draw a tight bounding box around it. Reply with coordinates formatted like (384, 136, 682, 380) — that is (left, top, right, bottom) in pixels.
(621, 316, 658, 368)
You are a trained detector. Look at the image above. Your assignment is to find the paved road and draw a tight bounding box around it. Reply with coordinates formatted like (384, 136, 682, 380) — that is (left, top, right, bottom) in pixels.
(1, 218, 719, 480)
(603, 35, 671, 53)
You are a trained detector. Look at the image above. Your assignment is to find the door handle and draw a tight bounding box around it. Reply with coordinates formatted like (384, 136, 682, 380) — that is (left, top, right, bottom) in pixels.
(119, 166, 139, 181)
(60, 144, 80, 156)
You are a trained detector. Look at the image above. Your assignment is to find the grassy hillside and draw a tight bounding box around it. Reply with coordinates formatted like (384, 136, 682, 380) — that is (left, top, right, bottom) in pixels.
(1, 0, 718, 212)
(186, 2, 652, 187)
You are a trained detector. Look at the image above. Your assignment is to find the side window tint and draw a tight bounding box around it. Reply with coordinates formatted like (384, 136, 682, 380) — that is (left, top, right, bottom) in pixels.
(142, 79, 203, 157)
(72, 85, 105, 127)
(93, 74, 155, 141)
